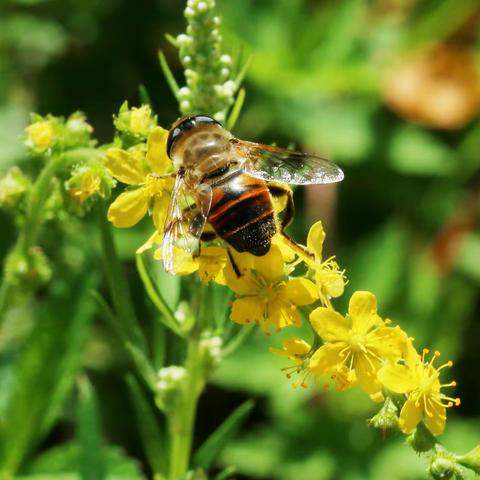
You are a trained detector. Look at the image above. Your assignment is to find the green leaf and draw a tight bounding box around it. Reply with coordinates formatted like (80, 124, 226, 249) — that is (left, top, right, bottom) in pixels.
(193, 399, 255, 469)
(126, 375, 167, 477)
(158, 50, 179, 98)
(23, 442, 145, 479)
(0, 268, 97, 476)
(136, 255, 182, 336)
(77, 377, 105, 480)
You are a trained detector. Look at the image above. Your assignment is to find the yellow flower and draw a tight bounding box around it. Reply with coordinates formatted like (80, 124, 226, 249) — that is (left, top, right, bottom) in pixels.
(309, 291, 408, 397)
(66, 163, 114, 204)
(225, 245, 318, 333)
(153, 245, 229, 282)
(114, 103, 157, 138)
(378, 348, 460, 435)
(271, 337, 311, 363)
(25, 119, 56, 153)
(106, 127, 173, 228)
(306, 221, 346, 306)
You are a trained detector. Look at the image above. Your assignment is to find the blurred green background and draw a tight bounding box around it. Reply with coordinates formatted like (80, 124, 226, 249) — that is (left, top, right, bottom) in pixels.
(1, 0, 480, 478)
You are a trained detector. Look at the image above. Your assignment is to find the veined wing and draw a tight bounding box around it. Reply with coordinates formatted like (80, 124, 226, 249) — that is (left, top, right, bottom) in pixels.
(162, 174, 212, 275)
(232, 139, 344, 185)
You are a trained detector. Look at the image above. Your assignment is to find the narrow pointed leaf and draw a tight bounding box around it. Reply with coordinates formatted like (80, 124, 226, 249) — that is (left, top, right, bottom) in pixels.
(193, 400, 255, 469)
(126, 375, 167, 476)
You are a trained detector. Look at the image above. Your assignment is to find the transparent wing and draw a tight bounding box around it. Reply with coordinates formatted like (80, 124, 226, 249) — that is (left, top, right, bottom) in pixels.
(232, 139, 344, 185)
(162, 174, 212, 275)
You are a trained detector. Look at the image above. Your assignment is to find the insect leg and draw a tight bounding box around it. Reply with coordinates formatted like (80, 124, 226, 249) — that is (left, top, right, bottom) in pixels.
(226, 248, 242, 278)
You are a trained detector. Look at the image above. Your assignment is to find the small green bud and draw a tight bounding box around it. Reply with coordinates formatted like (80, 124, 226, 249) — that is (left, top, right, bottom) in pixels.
(456, 445, 480, 474)
(0, 167, 31, 210)
(59, 112, 94, 149)
(407, 422, 438, 453)
(175, 301, 196, 333)
(5, 246, 52, 289)
(113, 102, 157, 144)
(368, 397, 399, 434)
(199, 334, 223, 373)
(428, 451, 463, 480)
(155, 366, 186, 411)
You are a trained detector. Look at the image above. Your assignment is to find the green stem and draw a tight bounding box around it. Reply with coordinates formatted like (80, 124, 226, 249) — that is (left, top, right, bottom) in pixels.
(168, 336, 204, 480)
(167, 281, 208, 479)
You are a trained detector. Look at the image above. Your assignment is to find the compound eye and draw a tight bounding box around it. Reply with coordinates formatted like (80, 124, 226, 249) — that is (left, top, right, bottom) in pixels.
(166, 115, 222, 158)
(166, 126, 183, 158)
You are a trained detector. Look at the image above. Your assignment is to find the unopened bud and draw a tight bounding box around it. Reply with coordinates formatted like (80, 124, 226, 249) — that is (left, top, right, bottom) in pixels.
(156, 366, 186, 411)
(0, 167, 31, 209)
(368, 398, 399, 434)
(457, 445, 480, 474)
(428, 451, 461, 480)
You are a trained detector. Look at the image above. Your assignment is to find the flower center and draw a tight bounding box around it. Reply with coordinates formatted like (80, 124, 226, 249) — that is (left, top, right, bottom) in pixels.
(348, 333, 366, 353)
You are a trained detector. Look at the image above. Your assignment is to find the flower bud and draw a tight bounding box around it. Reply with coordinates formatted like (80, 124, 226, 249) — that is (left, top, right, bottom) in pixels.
(5, 246, 51, 289)
(428, 451, 461, 480)
(156, 366, 186, 411)
(0, 167, 31, 210)
(456, 445, 480, 474)
(25, 116, 57, 154)
(368, 398, 399, 434)
(406, 422, 437, 453)
(65, 162, 115, 207)
(60, 112, 94, 149)
(114, 102, 157, 142)
(199, 334, 223, 372)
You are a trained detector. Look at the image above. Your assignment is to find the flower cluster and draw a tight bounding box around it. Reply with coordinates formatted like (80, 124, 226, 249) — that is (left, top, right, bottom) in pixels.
(106, 114, 460, 441)
(175, 0, 238, 121)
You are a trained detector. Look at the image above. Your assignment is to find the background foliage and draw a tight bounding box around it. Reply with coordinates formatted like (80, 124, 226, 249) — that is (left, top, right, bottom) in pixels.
(0, 0, 479, 478)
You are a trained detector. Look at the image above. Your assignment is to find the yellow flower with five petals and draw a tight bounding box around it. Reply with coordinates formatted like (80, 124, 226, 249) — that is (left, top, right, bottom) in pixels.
(225, 245, 318, 332)
(106, 127, 173, 229)
(378, 347, 460, 435)
(309, 291, 408, 398)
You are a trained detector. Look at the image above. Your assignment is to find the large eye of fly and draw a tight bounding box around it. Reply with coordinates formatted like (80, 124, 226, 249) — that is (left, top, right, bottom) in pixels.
(166, 115, 221, 158)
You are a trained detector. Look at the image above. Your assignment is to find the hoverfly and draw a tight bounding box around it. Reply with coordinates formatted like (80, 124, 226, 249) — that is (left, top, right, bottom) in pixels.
(162, 115, 343, 274)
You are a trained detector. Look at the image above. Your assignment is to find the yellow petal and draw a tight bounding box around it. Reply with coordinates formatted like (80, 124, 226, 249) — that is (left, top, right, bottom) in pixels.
(424, 398, 446, 436)
(147, 127, 171, 173)
(253, 245, 285, 283)
(136, 230, 162, 254)
(309, 342, 346, 377)
(307, 221, 326, 258)
(198, 247, 228, 284)
(348, 291, 379, 332)
(377, 363, 417, 393)
(104, 148, 146, 185)
(267, 300, 301, 331)
(399, 397, 423, 434)
(353, 353, 383, 396)
(369, 326, 409, 362)
(309, 307, 349, 342)
(281, 278, 318, 306)
(107, 188, 149, 228)
(152, 192, 170, 231)
(230, 297, 264, 325)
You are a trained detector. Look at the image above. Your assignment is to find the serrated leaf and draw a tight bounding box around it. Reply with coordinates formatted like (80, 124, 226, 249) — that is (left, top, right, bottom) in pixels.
(193, 400, 254, 469)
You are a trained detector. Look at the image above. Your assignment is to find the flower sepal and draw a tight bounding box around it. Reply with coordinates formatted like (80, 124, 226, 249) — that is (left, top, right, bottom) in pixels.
(368, 397, 399, 435)
(456, 445, 480, 475)
(406, 421, 438, 453)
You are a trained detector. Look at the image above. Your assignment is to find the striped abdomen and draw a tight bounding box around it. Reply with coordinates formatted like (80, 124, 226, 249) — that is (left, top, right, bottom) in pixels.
(207, 171, 276, 256)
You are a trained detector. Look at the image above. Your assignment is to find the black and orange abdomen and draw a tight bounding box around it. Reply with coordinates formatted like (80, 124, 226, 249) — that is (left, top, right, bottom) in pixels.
(207, 171, 276, 255)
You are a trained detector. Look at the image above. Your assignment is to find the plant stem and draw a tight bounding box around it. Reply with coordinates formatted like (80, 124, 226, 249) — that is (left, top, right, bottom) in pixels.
(168, 335, 203, 480)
